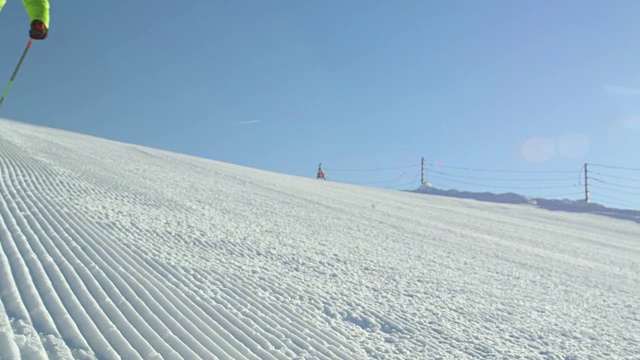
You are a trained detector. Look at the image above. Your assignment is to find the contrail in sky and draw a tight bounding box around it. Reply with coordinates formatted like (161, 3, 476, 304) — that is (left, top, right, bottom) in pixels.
(233, 120, 261, 126)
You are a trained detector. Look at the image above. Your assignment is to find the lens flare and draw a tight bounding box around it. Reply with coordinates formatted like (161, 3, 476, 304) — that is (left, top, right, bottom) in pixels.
(520, 137, 555, 162)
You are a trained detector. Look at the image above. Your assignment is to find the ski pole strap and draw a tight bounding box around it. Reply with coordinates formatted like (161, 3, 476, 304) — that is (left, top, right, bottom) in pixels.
(0, 39, 34, 107)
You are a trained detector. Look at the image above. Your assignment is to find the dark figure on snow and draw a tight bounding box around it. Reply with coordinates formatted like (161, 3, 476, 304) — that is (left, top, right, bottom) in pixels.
(317, 164, 325, 180)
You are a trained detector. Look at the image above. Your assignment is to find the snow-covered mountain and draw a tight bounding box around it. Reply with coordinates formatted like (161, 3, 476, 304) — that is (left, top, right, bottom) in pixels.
(413, 186, 640, 223)
(0, 119, 638, 359)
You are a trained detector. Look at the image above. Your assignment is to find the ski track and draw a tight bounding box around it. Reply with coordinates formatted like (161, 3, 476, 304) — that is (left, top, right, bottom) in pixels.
(0, 119, 639, 359)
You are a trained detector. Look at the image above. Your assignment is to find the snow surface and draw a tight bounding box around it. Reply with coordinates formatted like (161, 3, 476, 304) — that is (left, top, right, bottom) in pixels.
(0, 118, 638, 359)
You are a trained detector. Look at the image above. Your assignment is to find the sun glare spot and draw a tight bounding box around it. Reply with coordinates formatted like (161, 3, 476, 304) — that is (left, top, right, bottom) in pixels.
(520, 137, 555, 162)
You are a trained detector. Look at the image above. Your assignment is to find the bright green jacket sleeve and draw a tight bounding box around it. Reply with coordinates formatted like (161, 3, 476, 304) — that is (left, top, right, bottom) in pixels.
(0, 0, 49, 27)
(23, 0, 50, 27)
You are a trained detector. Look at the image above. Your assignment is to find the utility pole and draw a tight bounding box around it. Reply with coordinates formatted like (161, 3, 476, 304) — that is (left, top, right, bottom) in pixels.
(420, 157, 432, 188)
(584, 163, 589, 203)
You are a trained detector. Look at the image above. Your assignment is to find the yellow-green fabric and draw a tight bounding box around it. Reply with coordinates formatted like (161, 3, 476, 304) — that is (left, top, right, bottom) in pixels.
(0, 0, 50, 27)
(23, 0, 49, 27)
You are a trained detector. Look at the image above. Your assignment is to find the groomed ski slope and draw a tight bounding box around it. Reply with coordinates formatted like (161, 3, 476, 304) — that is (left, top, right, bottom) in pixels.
(0, 119, 638, 359)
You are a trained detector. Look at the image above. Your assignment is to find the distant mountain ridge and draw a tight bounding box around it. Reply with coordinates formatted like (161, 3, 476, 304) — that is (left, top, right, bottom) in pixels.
(413, 185, 640, 223)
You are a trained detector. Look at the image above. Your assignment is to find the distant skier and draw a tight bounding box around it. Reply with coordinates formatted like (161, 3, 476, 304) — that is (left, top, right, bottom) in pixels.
(0, 0, 50, 39)
(317, 163, 326, 180)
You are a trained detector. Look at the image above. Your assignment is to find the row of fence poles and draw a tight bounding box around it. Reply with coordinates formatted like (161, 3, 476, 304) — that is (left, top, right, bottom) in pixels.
(316, 159, 639, 209)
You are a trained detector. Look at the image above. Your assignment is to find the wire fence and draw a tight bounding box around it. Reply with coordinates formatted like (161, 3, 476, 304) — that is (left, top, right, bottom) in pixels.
(587, 163, 640, 209)
(310, 161, 640, 210)
(322, 164, 422, 190)
(424, 163, 585, 199)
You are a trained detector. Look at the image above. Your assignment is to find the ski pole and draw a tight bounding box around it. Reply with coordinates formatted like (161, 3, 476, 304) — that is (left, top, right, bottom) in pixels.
(0, 39, 34, 108)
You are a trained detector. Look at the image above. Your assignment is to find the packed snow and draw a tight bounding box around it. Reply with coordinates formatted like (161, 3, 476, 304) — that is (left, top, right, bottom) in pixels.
(0, 118, 638, 359)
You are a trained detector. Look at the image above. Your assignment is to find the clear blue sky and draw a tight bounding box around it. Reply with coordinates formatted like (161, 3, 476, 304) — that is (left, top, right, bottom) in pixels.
(1, 1, 640, 209)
